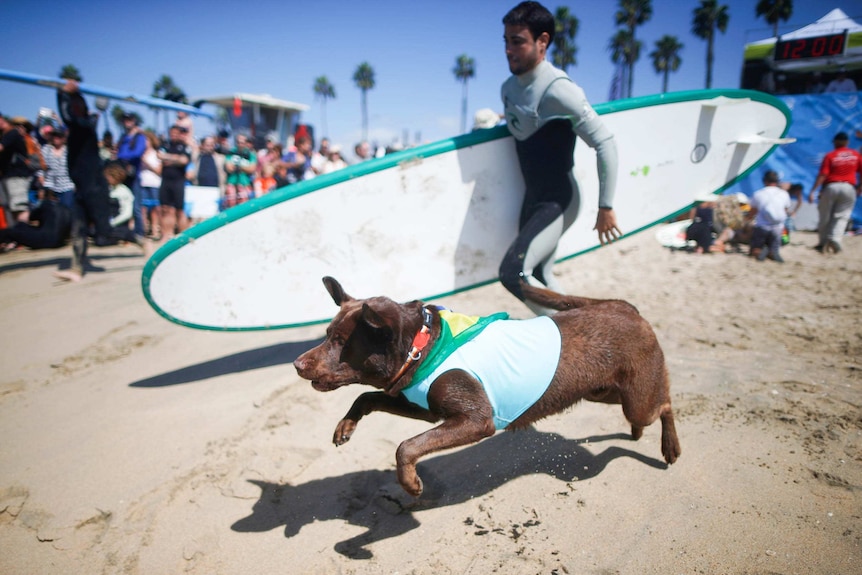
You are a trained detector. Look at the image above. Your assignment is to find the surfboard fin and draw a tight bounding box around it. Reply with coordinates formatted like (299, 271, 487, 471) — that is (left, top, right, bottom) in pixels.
(733, 134, 797, 145)
(702, 96, 750, 107)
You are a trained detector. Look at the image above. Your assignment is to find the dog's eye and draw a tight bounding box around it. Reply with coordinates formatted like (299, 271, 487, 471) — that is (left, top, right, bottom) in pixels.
(328, 328, 350, 347)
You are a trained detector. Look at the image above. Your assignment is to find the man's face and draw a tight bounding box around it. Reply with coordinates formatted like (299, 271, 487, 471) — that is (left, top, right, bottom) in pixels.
(201, 137, 215, 152)
(504, 24, 547, 76)
(169, 128, 182, 142)
(236, 136, 249, 149)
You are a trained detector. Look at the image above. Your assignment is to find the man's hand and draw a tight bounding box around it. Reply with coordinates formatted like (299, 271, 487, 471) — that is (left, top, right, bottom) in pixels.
(594, 208, 622, 245)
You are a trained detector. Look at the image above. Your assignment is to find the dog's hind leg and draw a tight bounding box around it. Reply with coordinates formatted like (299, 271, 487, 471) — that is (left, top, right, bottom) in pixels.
(620, 394, 680, 464)
(659, 404, 681, 464)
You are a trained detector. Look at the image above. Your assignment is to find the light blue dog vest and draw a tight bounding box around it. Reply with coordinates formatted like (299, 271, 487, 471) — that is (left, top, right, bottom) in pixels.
(401, 311, 562, 430)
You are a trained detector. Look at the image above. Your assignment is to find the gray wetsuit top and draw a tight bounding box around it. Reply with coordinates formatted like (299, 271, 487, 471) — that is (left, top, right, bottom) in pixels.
(501, 59, 618, 210)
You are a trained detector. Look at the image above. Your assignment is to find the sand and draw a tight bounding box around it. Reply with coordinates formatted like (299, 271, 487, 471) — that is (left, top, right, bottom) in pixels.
(1, 227, 860, 574)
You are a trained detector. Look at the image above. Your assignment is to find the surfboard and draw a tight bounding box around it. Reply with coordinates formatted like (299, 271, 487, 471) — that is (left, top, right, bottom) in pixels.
(655, 219, 694, 250)
(0, 68, 213, 118)
(142, 89, 791, 331)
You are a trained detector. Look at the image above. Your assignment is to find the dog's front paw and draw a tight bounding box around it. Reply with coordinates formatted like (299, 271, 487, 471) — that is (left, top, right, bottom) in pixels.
(333, 419, 357, 446)
(397, 465, 424, 497)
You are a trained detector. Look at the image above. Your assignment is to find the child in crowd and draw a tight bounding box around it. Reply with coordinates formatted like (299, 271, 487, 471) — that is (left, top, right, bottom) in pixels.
(103, 163, 148, 249)
(139, 131, 162, 238)
(254, 163, 277, 196)
(749, 170, 791, 263)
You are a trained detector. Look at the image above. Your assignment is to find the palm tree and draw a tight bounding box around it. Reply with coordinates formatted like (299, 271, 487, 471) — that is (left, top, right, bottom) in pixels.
(692, 0, 730, 89)
(151, 74, 187, 133)
(614, 0, 652, 98)
(552, 7, 579, 72)
(352, 62, 375, 141)
(59, 64, 82, 81)
(755, 0, 793, 38)
(609, 29, 634, 99)
(313, 76, 336, 138)
(452, 54, 476, 134)
(110, 105, 124, 138)
(151, 75, 174, 134)
(650, 35, 684, 93)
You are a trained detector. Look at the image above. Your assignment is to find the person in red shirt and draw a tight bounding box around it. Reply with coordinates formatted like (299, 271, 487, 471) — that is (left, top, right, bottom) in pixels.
(809, 132, 862, 253)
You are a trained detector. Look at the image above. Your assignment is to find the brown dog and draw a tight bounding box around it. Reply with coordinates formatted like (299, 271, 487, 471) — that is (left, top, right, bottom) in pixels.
(294, 277, 680, 496)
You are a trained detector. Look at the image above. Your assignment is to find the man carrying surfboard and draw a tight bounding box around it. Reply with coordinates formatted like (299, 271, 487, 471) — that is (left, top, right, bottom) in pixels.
(499, 1, 621, 314)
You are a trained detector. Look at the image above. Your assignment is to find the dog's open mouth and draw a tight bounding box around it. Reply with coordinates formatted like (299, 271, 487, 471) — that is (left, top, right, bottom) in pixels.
(311, 380, 332, 391)
(311, 379, 348, 392)
(310, 377, 362, 392)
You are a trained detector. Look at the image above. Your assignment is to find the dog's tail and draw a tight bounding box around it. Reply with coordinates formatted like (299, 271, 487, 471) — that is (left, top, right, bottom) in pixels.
(520, 280, 639, 314)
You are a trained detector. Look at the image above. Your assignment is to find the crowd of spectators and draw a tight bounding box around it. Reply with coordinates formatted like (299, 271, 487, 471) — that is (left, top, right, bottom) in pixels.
(0, 103, 390, 248)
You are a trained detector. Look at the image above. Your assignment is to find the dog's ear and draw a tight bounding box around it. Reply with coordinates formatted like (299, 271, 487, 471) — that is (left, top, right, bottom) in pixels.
(360, 302, 391, 333)
(323, 276, 353, 306)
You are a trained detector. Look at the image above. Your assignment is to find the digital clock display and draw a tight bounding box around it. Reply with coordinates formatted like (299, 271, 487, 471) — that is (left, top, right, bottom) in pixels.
(774, 32, 847, 62)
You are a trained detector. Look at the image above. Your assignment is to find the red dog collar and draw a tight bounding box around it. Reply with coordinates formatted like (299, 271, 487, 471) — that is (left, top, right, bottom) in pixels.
(386, 306, 435, 392)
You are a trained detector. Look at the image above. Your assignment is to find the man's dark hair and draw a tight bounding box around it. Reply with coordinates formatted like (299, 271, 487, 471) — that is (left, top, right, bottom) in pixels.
(503, 1, 555, 44)
(763, 170, 780, 184)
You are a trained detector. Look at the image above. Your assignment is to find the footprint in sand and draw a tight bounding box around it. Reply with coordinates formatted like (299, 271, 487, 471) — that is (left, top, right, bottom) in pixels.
(49, 322, 160, 381)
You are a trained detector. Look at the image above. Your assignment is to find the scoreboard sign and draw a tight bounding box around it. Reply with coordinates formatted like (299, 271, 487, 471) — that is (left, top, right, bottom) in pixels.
(774, 31, 848, 62)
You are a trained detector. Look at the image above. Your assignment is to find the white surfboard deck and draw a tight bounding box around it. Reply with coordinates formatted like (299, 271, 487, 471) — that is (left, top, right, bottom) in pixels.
(142, 89, 791, 331)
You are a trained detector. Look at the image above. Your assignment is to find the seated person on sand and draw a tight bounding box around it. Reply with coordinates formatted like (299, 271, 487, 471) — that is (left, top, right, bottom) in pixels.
(713, 193, 753, 252)
(0, 191, 72, 252)
(686, 194, 719, 253)
(103, 163, 150, 249)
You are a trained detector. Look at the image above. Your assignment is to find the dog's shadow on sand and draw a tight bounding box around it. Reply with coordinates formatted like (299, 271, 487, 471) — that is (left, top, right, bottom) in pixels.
(231, 428, 666, 559)
(129, 339, 323, 388)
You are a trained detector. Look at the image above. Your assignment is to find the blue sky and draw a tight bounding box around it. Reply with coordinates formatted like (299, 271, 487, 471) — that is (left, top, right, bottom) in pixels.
(2, 0, 859, 151)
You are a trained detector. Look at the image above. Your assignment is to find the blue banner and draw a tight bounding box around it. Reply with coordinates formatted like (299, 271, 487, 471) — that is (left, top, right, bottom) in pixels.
(727, 91, 862, 228)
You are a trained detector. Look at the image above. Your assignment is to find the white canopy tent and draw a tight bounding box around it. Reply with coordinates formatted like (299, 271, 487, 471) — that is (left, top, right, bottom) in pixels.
(744, 8, 862, 73)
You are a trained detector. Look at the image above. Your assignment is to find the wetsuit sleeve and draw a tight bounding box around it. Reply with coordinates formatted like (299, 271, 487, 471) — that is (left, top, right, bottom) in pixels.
(541, 80, 618, 210)
(56, 90, 96, 131)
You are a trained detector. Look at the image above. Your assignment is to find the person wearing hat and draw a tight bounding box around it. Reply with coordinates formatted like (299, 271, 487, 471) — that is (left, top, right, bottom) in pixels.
(0, 114, 36, 226)
(322, 144, 347, 174)
(11, 116, 35, 133)
(809, 132, 862, 254)
(116, 111, 147, 237)
(41, 126, 76, 209)
(472, 108, 502, 131)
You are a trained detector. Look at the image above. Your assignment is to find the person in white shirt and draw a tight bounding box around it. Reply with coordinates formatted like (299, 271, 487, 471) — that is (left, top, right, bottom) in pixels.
(749, 170, 791, 263)
(824, 68, 857, 93)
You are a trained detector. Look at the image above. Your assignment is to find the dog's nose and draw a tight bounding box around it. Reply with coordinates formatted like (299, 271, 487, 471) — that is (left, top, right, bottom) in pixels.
(294, 355, 308, 374)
